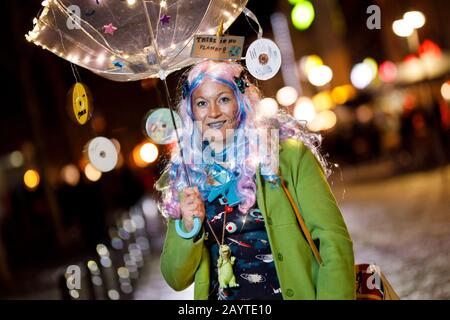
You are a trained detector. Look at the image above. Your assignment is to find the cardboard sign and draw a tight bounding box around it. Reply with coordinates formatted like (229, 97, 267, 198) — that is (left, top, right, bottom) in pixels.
(191, 35, 245, 60)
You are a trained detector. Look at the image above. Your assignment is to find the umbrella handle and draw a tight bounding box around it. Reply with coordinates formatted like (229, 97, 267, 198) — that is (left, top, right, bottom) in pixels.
(175, 217, 202, 239)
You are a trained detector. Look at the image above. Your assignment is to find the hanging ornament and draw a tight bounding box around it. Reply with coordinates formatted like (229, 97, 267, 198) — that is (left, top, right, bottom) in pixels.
(85, 137, 118, 173)
(218, 244, 239, 288)
(67, 82, 93, 125)
(144, 108, 182, 144)
(245, 38, 282, 80)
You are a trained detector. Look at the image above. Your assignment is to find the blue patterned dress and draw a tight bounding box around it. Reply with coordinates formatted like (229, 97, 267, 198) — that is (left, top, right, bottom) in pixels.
(203, 164, 283, 300)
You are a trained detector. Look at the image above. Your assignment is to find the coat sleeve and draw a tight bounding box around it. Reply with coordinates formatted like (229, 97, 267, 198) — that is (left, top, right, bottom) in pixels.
(160, 219, 205, 291)
(290, 141, 355, 299)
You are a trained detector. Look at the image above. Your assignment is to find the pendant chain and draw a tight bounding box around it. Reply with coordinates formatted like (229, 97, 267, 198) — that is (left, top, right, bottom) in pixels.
(205, 210, 227, 246)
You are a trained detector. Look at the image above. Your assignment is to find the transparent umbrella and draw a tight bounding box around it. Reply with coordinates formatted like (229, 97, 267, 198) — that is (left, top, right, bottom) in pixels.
(27, 0, 248, 81)
(27, 0, 250, 238)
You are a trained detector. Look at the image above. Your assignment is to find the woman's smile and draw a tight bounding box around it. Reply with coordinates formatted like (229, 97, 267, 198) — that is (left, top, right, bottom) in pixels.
(207, 120, 227, 129)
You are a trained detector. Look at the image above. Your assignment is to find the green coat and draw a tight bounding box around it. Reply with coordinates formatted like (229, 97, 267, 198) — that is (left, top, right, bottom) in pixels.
(160, 139, 355, 300)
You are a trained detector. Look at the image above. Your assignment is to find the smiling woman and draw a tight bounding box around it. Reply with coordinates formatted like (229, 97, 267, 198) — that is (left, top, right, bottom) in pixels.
(157, 60, 355, 300)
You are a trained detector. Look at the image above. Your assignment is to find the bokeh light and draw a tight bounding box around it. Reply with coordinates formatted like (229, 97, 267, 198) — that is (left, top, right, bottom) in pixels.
(378, 61, 397, 83)
(307, 65, 333, 87)
(256, 97, 278, 118)
(108, 289, 120, 300)
(96, 244, 109, 257)
(312, 91, 333, 111)
(300, 54, 323, 76)
(9, 151, 24, 168)
(84, 163, 102, 182)
(142, 198, 158, 219)
(61, 164, 80, 186)
(133, 142, 158, 167)
(87, 260, 99, 274)
(291, 1, 315, 30)
(117, 267, 130, 279)
(69, 290, 79, 299)
(392, 19, 414, 37)
(307, 110, 337, 132)
(293, 97, 316, 122)
(140, 143, 158, 163)
(356, 104, 374, 123)
(331, 84, 356, 105)
(23, 169, 40, 190)
(351, 63, 374, 89)
(276, 86, 298, 107)
(363, 58, 378, 78)
(403, 11, 426, 29)
(441, 81, 450, 101)
(110, 138, 121, 153)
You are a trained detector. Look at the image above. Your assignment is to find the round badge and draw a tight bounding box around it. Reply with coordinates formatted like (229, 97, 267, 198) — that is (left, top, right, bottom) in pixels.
(67, 82, 93, 125)
(225, 222, 237, 234)
(86, 137, 118, 172)
(245, 38, 282, 80)
(144, 108, 182, 145)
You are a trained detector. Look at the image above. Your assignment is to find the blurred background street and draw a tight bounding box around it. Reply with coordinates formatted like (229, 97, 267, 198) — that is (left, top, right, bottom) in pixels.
(1, 0, 450, 300)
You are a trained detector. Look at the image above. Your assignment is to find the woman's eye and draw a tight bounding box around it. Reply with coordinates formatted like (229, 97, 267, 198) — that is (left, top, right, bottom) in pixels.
(219, 96, 231, 104)
(196, 101, 207, 108)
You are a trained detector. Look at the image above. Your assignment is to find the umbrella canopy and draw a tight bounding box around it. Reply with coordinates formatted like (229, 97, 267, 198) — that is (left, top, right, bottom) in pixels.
(27, 0, 248, 81)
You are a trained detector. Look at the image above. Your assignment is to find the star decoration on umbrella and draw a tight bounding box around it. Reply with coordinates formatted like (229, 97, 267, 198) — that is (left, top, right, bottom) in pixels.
(103, 23, 117, 35)
(159, 14, 171, 26)
(112, 60, 124, 68)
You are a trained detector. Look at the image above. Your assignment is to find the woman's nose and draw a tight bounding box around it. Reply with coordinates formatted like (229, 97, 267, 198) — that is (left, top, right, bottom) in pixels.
(207, 102, 221, 118)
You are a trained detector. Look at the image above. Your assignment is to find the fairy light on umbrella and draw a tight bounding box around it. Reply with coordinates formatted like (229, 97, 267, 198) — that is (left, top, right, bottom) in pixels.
(27, 0, 249, 81)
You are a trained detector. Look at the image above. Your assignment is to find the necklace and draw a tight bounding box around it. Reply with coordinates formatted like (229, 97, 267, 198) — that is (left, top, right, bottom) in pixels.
(205, 166, 239, 290)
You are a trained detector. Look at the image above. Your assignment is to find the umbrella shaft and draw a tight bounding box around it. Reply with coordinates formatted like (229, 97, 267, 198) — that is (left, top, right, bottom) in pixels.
(162, 79, 192, 187)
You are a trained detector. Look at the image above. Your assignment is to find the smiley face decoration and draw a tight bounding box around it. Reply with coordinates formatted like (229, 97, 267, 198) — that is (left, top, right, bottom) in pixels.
(67, 82, 93, 125)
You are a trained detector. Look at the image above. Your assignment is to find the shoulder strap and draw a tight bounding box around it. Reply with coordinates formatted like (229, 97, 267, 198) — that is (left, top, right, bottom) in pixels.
(279, 173, 324, 266)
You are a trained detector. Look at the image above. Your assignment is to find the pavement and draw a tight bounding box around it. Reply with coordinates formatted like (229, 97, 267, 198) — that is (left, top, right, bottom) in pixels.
(334, 165, 450, 300)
